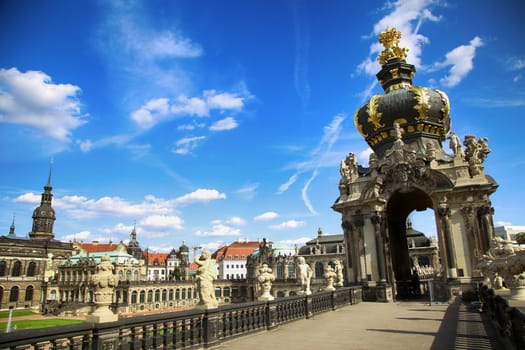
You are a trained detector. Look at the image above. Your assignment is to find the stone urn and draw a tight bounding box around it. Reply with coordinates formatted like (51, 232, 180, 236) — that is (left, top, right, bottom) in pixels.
(86, 255, 118, 323)
(257, 264, 275, 301)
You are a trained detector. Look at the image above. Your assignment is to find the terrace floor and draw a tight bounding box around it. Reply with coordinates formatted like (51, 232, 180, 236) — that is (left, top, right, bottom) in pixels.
(215, 297, 504, 350)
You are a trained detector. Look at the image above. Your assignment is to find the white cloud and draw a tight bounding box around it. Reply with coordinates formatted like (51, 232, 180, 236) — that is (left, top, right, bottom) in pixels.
(200, 241, 225, 252)
(174, 188, 226, 205)
(209, 117, 238, 131)
(254, 211, 280, 221)
(277, 174, 298, 194)
(172, 136, 206, 155)
(140, 214, 184, 230)
(435, 36, 484, 88)
(270, 220, 306, 230)
(61, 230, 91, 242)
(101, 223, 136, 236)
(77, 139, 94, 152)
(131, 91, 246, 130)
(195, 220, 241, 237)
(226, 217, 246, 226)
(0, 67, 86, 141)
(13, 192, 40, 204)
(147, 31, 202, 59)
(131, 97, 170, 129)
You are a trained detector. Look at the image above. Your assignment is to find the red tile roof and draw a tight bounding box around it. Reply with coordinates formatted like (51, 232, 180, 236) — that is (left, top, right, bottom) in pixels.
(211, 241, 263, 262)
(77, 242, 127, 254)
(144, 252, 169, 266)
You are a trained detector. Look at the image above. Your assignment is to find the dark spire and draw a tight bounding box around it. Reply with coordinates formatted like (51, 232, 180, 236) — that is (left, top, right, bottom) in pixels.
(8, 214, 16, 237)
(28, 162, 56, 240)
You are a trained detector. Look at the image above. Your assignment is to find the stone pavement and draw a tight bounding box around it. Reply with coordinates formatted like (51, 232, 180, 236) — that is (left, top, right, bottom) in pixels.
(216, 297, 504, 350)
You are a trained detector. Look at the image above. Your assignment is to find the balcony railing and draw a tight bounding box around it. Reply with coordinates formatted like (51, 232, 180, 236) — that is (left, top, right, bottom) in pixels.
(0, 286, 362, 349)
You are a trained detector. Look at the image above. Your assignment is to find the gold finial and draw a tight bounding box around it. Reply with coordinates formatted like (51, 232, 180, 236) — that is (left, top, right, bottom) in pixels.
(377, 27, 409, 66)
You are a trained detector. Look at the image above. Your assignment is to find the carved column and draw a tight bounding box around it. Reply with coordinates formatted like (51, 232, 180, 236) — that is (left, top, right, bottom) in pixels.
(438, 205, 457, 279)
(478, 205, 495, 253)
(461, 206, 481, 257)
(353, 213, 367, 283)
(342, 220, 357, 283)
(371, 212, 386, 282)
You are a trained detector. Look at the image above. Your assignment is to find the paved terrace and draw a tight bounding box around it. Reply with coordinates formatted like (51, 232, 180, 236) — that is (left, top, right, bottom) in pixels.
(216, 298, 504, 350)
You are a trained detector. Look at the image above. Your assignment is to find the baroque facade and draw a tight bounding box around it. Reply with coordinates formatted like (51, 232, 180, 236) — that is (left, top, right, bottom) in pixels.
(333, 28, 497, 300)
(0, 169, 74, 311)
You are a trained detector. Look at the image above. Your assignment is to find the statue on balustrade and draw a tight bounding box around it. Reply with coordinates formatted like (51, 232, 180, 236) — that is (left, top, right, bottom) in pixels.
(297, 256, 313, 295)
(258, 264, 276, 301)
(195, 250, 219, 309)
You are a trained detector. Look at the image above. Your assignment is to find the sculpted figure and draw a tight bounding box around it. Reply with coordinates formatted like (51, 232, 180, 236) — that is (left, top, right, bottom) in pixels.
(447, 131, 465, 158)
(87, 255, 118, 322)
(333, 260, 344, 287)
(195, 250, 218, 309)
(91, 255, 117, 304)
(257, 264, 275, 301)
(324, 265, 337, 291)
(297, 256, 313, 295)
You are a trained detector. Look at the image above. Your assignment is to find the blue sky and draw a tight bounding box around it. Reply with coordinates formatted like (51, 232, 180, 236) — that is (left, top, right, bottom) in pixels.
(1, 0, 524, 254)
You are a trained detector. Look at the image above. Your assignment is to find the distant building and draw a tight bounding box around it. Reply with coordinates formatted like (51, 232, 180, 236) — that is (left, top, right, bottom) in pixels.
(212, 241, 261, 280)
(495, 225, 525, 244)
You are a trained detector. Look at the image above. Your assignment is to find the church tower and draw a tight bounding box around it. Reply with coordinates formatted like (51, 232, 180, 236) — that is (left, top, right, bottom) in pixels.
(127, 223, 143, 260)
(333, 28, 498, 301)
(29, 163, 56, 240)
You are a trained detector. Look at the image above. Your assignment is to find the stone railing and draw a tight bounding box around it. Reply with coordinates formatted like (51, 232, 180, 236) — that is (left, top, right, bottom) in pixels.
(0, 286, 362, 349)
(479, 284, 525, 349)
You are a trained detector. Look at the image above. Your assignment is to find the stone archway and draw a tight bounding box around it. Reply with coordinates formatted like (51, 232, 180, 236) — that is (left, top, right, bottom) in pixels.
(386, 189, 433, 298)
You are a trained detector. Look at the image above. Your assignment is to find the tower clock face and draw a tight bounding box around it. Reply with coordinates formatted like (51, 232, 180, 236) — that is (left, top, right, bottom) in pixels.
(41, 210, 46, 215)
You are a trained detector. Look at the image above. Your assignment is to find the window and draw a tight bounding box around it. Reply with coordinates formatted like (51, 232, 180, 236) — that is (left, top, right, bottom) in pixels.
(277, 263, 285, 279)
(11, 261, 21, 277)
(162, 289, 167, 301)
(147, 290, 153, 302)
(126, 270, 131, 281)
(288, 264, 296, 278)
(131, 291, 138, 304)
(133, 271, 139, 281)
(0, 260, 6, 276)
(181, 288, 186, 300)
(169, 289, 174, 300)
(234, 255, 239, 260)
(228, 255, 232, 260)
(9, 286, 19, 302)
(118, 270, 124, 281)
(241, 255, 246, 260)
(26, 262, 36, 276)
(315, 262, 324, 278)
(140, 291, 145, 303)
(155, 290, 160, 302)
(175, 289, 180, 300)
(24, 286, 34, 301)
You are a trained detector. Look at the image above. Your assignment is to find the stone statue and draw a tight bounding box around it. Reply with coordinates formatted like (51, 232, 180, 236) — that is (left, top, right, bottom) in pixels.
(257, 264, 275, 301)
(324, 265, 337, 291)
(333, 260, 344, 287)
(493, 272, 505, 290)
(297, 256, 313, 295)
(464, 135, 491, 176)
(87, 255, 118, 322)
(195, 250, 218, 309)
(447, 131, 464, 158)
(340, 153, 358, 182)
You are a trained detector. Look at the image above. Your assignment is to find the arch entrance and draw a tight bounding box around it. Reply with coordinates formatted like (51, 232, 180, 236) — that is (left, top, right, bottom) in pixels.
(387, 189, 434, 299)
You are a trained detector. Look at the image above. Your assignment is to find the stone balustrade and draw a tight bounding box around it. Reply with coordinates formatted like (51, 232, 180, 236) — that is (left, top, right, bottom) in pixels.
(0, 286, 362, 350)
